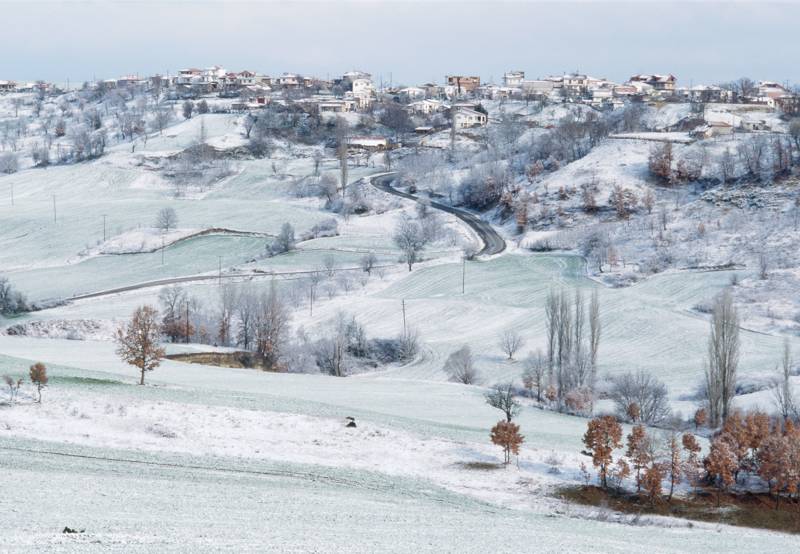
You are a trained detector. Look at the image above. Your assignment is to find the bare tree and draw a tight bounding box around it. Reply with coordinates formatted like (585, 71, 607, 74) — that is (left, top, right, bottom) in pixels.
(522, 351, 547, 402)
(269, 222, 295, 255)
(360, 251, 377, 275)
(242, 113, 257, 138)
(393, 217, 428, 271)
(217, 283, 238, 346)
(609, 370, 671, 425)
(236, 284, 258, 350)
(705, 290, 740, 426)
(589, 289, 601, 381)
(773, 338, 797, 420)
(155, 207, 178, 233)
(336, 117, 349, 197)
(498, 329, 524, 360)
(444, 345, 480, 384)
(115, 305, 165, 385)
(254, 280, 290, 370)
(485, 382, 521, 422)
(544, 290, 559, 377)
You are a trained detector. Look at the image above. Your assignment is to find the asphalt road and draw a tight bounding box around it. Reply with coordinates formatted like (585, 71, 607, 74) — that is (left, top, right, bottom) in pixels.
(369, 172, 506, 256)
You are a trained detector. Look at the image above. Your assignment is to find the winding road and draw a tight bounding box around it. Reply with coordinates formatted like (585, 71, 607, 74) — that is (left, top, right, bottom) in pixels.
(369, 172, 506, 256)
(42, 173, 504, 305)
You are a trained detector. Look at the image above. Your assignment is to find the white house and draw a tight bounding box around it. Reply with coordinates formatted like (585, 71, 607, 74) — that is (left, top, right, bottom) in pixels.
(503, 71, 525, 88)
(409, 99, 447, 115)
(348, 136, 389, 150)
(453, 107, 487, 128)
(399, 86, 426, 100)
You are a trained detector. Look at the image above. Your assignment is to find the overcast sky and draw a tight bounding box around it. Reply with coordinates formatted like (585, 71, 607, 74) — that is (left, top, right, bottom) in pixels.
(2, 1, 798, 87)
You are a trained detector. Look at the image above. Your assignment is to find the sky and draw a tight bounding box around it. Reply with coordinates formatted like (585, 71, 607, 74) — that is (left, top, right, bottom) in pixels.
(1, 1, 799, 87)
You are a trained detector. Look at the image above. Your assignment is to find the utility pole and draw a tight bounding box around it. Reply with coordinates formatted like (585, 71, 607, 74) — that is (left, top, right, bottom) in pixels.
(52, 195, 56, 223)
(102, 214, 107, 242)
(462, 256, 466, 294)
(401, 299, 407, 336)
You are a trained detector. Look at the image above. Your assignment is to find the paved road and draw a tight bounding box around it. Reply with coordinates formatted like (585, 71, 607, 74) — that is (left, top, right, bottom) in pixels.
(369, 172, 506, 256)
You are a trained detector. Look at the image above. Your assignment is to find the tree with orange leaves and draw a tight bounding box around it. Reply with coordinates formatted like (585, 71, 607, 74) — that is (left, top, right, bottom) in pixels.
(719, 412, 751, 481)
(664, 430, 682, 502)
(744, 411, 770, 459)
(583, 415, 623, 489)
(706, 437, 737, 506)
(682, 433, 702, 495)
(626, 402, 640, 423)
(642, 462, 665, 504)
(626, 424, 651, 493)
(693, 408, 707, 430)
(490, 420, 524, 465)
(758, 434, 792, 509)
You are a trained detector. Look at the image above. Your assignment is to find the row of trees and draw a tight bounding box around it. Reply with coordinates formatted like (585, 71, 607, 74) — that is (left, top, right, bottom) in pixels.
(649, 135, 796, 186)
(582, 415, 702, 503)
(583, 408, 800, 510)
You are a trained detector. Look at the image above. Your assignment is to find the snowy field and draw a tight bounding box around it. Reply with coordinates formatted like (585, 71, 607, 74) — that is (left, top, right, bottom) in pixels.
(3, 99, 800, 551)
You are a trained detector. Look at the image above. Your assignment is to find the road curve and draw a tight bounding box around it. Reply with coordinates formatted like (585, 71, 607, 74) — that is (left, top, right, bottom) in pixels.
(369, 172, 506, 257)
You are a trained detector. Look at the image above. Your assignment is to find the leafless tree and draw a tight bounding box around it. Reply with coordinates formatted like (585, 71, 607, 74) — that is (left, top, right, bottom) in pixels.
(589, 289, 601, 380)
(393, 217, 428, 271)
(522, 350, 547, 402)
(242, 113, 257, 138)
(773, 338, 797, 420)
(498, 329, 524, 360)
(544, 290, 559, 376)
(718, 148, 736, 184)
(0, 152, 18, 174)
(254, 281, 290, 370)
(217, 284, 238, 346)
(360, 251, 377, 275)
(609, 370, 671, 424)
(236, 284, 258, 350)
(444, 345, 480, 384)
(485, 382, 521, 422)
(336, 116, 349, 197)
(155, 207, 178, 232)
(705, 290, 740, 426)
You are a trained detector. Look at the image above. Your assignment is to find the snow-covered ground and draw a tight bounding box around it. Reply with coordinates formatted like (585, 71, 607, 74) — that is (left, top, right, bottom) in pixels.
(3, 96, 800, 550)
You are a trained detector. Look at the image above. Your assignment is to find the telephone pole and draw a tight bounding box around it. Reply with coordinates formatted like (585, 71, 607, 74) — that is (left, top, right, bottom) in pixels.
(462, 256, 466, 294)
(401, 299, 407, 336)
(102, 214, 107, 242)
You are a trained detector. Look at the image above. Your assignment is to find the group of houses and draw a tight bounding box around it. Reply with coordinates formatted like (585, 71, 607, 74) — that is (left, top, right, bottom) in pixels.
(2, 66, 797, 133)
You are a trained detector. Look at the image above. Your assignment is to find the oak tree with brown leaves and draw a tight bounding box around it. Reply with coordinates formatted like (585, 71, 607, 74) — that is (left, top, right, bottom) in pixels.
(706, 437, 737, 506)
(490, 420, 524, 465)
(626, 424, 652, 493)
(583, 415, 623, 489)
(115, 305, 166, 385)
(28, 362, 48, 403)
